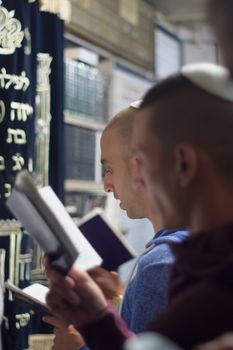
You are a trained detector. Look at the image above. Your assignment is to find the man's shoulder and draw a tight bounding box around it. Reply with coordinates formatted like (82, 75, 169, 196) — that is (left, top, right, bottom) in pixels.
(134, 230, 188, 275)
(155, 229, 188, 243)
(142, 230, 188, 262)
(139, 243, 174, 269)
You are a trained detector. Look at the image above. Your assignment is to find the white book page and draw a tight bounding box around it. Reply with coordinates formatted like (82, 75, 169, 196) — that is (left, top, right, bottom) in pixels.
(78, 207, 104, 225)
(22, 283, 48, 306)
(7, 189, 61, 252)
(39, 187, 103, 271)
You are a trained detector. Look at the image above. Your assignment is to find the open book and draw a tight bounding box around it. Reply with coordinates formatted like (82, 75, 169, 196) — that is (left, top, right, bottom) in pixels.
(5, 280, 49, 314)
(6, 170, 136, 274)
(78, 208, 137, 271)
(6, 170, 103, 274)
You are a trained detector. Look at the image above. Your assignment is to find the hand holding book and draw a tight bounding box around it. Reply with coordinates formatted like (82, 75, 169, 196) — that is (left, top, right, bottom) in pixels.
(88, 267, 124, 300)
(6, 170, 103, 274)
(45, 262, 109, 327)
(7, 170, 136, 275)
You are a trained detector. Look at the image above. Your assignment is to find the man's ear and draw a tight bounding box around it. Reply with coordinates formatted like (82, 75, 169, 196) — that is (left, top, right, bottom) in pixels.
(174, 144, 198, 188)
(130, 155, 146, 191)
(129, 154, 138, 175)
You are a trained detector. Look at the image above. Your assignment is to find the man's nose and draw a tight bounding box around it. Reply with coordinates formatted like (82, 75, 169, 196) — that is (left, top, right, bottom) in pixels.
(104, 179, 114, 193)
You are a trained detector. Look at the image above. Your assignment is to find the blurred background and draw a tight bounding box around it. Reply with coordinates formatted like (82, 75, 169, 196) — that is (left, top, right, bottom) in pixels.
(0, 1, 219, 348)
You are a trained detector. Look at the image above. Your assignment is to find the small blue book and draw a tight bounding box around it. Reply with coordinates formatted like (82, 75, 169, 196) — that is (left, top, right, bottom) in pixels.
(78, 208, 137, 271)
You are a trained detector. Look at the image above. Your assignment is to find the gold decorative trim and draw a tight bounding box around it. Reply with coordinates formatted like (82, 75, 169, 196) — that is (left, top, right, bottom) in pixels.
(39, 0, 71, 22)
(29, 334, 55, 350)
(0, 220, 22, 235)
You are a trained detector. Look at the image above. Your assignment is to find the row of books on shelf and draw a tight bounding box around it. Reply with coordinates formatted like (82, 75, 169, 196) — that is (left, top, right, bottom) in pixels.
(65, 125, 96, 180)
(64, 59, 108, 121)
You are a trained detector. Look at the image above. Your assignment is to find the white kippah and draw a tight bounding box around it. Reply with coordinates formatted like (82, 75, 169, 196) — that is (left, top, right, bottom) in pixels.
(130, 100, 142, 109)
(181, 63, 233, 102)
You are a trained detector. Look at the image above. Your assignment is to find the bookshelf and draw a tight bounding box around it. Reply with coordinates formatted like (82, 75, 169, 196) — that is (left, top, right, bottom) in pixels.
(63, 33, 154, 218)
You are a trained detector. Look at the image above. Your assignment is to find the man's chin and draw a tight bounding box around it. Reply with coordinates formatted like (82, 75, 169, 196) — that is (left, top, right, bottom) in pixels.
(119, 203, 141, 219)
(119, 202, 125, 210)
(119, 203, 132, 216)
(125, 209, 142, 220)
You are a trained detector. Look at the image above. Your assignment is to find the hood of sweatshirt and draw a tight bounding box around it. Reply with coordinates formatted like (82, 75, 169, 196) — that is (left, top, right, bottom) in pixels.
(145, 229, 189, 250)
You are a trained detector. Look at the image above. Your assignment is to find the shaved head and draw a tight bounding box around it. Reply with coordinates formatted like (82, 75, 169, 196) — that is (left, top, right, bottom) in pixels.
(140, 73, 233, 182)
(101, 105, 150, 219)
(103, 107, 138, 158)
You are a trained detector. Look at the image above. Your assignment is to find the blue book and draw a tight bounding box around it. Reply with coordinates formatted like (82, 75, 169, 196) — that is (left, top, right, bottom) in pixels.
(78, 208, 137, 271)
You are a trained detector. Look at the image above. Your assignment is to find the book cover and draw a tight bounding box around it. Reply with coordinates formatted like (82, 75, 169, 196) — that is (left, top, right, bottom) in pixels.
(5, 280, 49, 315)
(6, 171, 103, 274)
(78, 208, 137, 271)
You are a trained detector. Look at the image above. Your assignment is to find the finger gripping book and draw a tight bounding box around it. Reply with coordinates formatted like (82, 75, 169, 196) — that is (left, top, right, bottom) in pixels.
(6, 171, 136, 274)
(6, 170, 102, 274)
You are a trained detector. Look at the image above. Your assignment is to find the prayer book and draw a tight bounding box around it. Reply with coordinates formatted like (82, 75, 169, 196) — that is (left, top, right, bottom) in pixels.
(6, 170, 136, 274)
(6, 170, 103, 274)
(78, 207, 137, 271)
(5, 280, 49, 314)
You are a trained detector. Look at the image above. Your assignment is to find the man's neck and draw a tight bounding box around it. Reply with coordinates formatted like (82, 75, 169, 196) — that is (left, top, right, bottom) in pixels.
(189, 185, 233, 234)
(146, 210, 162, 232)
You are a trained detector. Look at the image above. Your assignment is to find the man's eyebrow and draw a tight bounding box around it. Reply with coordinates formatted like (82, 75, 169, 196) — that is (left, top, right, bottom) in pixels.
(130, 147, 137, 155)
(130, 145, 141, 156)
(100, 158, 106, 165)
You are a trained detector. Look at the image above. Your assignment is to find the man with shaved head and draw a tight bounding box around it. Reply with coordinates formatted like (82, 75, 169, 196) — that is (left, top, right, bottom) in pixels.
(44, 104, 187, 349)
(100, 104, 187, 332)
(45, 63, 233, 349)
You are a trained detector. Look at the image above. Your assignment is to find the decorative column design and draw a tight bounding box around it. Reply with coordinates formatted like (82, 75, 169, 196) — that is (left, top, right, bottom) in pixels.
(35, 53, 52, 187)
(31, 53, 52, 283)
